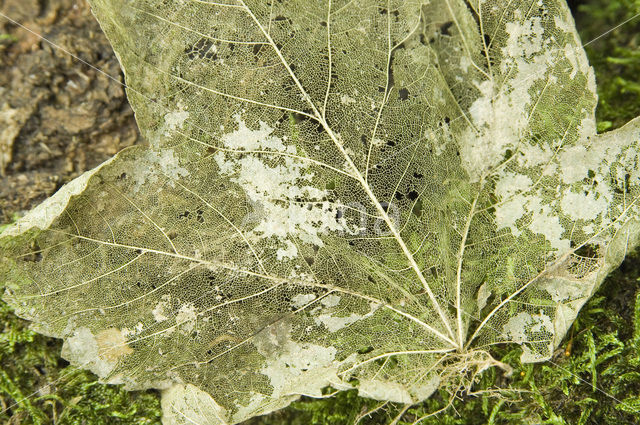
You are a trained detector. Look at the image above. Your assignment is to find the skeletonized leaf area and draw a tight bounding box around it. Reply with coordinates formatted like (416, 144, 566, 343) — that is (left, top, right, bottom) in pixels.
(2, 1, 640, 424)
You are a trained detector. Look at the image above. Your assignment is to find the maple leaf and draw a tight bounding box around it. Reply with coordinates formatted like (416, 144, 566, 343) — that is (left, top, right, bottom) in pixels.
(2, 1, 640, 424)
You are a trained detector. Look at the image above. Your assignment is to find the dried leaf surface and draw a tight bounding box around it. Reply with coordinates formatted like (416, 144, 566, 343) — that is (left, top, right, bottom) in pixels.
(2, 1, 640, 423)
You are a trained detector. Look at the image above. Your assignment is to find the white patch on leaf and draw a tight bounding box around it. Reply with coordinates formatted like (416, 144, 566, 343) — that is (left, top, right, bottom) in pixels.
(314, 313, 363, 332)
(253, 321, 348, 399)
(214, 116, 346, 246)
(502, 311, 553, 344)
(314, 302, 380, 333)
(320, 294, 341, 308)
(122, 322, 144, 337)
(527, 196, 569, 251)
(260, 342, 337, 396)
(358, 379, 413, 404)
(495, 182, 569, 249)
(563, 44, 580, 79)
(163, 110, 189, 136)
(276, 240, 298, 260)
(560, 190, 609, 221)
(152, 295, 171, 322)
(504, 17, 545, 58)
(540, 278, 589, 302)
(175, 303, 197, 333)
(221, 116, 288, 152)
(495, 172, 532, 199)
(558, 145, 591, 184)
(467, 80, 495, 128)
(553, 14, 574, 34)
(162, 384, 229, 425)
(461, 13, 574, 182)
(459, 55, 471, 73)
(340, 94, 356, 105)
(291, 293, 316, 309)
(61, 327, 132, 382)
(495, 195, 526, 236)
(518, 143, 556, 170)
(133, 149, 189, 192)
(231, 393, 270, 424)
(476, 281, 491, 311)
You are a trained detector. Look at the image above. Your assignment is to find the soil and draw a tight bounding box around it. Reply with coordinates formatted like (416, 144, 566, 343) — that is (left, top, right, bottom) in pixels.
(0, 0, 140, 223)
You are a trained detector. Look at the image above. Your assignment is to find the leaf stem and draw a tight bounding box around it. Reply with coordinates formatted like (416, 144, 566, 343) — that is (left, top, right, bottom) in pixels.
(456, 192, 479, 349)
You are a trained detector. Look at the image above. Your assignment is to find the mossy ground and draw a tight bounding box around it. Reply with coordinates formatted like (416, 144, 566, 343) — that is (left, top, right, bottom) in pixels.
(1, 0, 640, 424)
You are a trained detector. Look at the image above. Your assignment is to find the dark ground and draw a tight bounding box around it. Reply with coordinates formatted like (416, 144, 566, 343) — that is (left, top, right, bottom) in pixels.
(0, 0, 139, 223)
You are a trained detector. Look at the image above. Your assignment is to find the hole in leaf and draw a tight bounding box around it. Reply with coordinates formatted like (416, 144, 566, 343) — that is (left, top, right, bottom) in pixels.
(357, 346, 374, 354)
(185, 38, 217, 61)
(24, 242, 42, 263)
(412, 199, 423, 217)
(273, 15, 290, 23)
(574, 243, 599, 259)
(252, 44, 264, 56)
(440, 21, 453, 36)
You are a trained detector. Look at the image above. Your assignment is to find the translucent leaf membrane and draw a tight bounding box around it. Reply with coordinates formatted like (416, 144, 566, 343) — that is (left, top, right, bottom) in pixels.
(2, 1, 640, 424)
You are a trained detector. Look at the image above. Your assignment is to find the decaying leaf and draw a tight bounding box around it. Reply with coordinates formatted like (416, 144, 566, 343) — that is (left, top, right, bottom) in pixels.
(2, 0, 640, 423)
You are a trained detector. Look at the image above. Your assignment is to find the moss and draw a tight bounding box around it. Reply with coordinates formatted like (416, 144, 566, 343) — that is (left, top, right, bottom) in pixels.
(1, 0, 640, 424)
(0, 300, 162, 424)
(575, 0, 640, 131)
